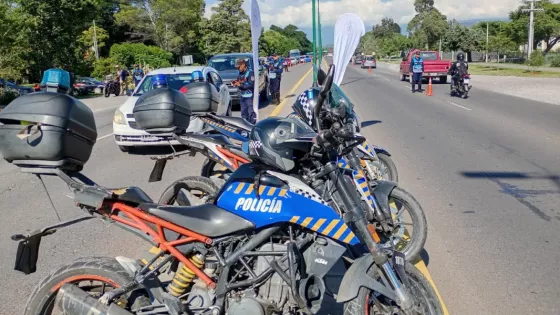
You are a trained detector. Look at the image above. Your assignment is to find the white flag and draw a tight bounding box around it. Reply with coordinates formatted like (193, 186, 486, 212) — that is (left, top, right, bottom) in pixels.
(333, 13, 365, 85)
(250, 0, 262, 121)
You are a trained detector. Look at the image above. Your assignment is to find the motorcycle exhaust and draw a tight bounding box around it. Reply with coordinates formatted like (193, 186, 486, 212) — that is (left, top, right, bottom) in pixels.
(53, 283, 133, 315)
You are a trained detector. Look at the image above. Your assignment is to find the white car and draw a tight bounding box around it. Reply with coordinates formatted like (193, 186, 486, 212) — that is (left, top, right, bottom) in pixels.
(113, 66, 231, 153)
(290, 57, 299, 65)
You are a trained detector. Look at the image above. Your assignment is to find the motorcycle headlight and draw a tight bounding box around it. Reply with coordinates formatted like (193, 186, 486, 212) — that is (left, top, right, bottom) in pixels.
(113, 109, 126, 125)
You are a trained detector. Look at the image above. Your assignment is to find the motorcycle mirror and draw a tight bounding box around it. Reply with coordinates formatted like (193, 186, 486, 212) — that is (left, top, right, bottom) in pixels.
(314, 64, 335, 131)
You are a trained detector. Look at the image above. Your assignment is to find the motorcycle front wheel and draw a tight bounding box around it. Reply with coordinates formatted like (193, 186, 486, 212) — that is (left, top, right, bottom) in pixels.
(382, 186, 427, 262)
(366, 153, 398, 182)
(104, 87, 110, 97)
(344, 262, 443, 315)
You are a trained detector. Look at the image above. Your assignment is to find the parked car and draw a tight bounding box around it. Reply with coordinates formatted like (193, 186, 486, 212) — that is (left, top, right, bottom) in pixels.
(362, 55, 377, 69)
(0, 78, 33, 95)
(299, 56, 306, 63)
(112, 66, 232, 153)
(76, 77, 105, 94)
(354, 55, 363, 65)
(290, 57, 299, 65)
(208, 53, 270, 105)
(399, 50, 452, 83)
(305, 55, 312, 63)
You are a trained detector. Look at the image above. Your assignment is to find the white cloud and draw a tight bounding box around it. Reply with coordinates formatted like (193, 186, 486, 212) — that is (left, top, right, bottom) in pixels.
(205, 0, 555, 28)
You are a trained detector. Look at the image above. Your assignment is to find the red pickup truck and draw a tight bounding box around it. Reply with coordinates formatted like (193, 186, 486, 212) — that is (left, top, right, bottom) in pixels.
(399, 50, 452, 83)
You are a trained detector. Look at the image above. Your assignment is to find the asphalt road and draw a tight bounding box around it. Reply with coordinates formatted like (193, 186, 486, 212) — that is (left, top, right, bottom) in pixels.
(327, 60, 560, 314)
(0, 65, 310, 315)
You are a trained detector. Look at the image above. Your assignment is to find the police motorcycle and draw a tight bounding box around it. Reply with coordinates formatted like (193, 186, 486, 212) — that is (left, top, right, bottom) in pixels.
(4, 65, 442, 315)
(196, 68, 398, 183)
(152, 68, 427, 263)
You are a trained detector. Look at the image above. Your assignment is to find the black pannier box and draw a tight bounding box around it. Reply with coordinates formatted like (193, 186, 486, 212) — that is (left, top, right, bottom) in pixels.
(133, 88, 192, 134)
(0, 92, 97, 171)
(183, 82, 219, 113)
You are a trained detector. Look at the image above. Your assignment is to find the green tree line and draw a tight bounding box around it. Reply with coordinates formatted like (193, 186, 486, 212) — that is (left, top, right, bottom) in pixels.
(360, 0, 560, 62)
(0, 0, 311, 82)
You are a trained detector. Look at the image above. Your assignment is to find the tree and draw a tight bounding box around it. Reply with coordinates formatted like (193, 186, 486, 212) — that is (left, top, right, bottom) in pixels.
(201, 0, 251, 56)
(372, 17, 401, 39)
(527, 50, 545, 70)
(0, 1, 30, 80)
(407, 0, 448, 49)
(443, 20, 484, 61)
(259, 30, 299, 56)
(109, 43, 172, 69)
(115, 0, 205, 56)
(509, 0, 560, 54)
(270, 24, 313, 53)
(78, 25, 109, 63)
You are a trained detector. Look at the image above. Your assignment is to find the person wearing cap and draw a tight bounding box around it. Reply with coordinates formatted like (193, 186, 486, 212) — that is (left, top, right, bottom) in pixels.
(133, 64, 145, 87)
(409, 51, 424, 93)
(232, 59, 256, 124)
(268, 53, 284, 105)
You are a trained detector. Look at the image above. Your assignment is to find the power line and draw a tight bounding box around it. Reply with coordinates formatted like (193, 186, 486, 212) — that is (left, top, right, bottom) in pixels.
(522, 0, 544, 59)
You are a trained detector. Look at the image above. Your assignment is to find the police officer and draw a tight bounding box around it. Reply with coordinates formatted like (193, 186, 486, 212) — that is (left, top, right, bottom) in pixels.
(268, 53, 284, 105)
(409, 51, 424, 93)
(233, 59, 256, 124)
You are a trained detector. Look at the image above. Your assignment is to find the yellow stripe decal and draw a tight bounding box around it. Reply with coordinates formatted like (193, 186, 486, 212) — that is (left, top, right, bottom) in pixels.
(301, 217, 313, 227)
(333, 224, 348, 239)
(267, 187, 277, 196)
(290, 216, 300, 223)
(311, 218, 326, 231)
(322, 219, 340, 235)
(245, 184, 254, 195)
(234, 183, 245, 194)
(360, 182, 368, 188)
(343, 231, 356, 243)
(258, 186, 266, 195)
(279, 189, 288, 197)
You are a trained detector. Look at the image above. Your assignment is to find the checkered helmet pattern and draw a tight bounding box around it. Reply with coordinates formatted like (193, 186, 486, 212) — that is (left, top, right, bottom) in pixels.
(296, 91, 314, 126)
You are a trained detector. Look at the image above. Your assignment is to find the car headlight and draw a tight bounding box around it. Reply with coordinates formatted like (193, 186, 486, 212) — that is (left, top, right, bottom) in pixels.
(113, 109, 126, 125)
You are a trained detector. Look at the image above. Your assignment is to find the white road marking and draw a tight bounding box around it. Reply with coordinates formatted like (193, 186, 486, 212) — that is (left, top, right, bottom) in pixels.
(93, 105, 120, 113)
(96, 133, 114, 141)
(448, 101, 472, 111)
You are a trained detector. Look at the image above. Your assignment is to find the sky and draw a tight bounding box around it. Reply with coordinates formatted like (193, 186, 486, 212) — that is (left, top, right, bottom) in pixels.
(204, 0, 552, 45)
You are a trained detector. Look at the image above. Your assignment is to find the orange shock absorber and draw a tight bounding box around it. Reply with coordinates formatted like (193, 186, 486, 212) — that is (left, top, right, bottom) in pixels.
(167, 254, 205, 297)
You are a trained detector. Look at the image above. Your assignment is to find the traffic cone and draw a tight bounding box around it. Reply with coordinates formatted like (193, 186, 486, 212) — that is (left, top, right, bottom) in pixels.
(425, 77, 433, 96)
(368, 66, 372, 74)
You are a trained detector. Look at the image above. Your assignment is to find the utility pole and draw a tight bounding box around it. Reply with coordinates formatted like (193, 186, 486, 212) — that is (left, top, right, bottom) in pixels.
(93, 20, 99, 61)
(165, 23, 169, 51)
(485, 22, 489, 63)
(439, 38, 442, 57)
(522, 0, 543, 59)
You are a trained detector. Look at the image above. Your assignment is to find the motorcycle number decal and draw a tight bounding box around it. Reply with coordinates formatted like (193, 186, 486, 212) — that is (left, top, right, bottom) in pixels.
(463, 78, 470, 84)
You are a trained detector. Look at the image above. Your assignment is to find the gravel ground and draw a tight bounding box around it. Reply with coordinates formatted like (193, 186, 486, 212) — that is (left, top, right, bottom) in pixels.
(379, 62, 560, 106)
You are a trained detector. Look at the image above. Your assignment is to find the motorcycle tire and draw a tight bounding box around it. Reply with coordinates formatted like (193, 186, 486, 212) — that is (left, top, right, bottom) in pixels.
(104, 88, 110, 97)
(385, 186, 427, 262)
(24, 257, 146, 315)
(158, 176, 220, 206)
(374, 153, 399, 183)
(344, 262, 443, 315)
(115, 89, 120, 97)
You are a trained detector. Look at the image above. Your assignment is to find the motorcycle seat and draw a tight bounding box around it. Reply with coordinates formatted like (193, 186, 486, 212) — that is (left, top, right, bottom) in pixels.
(214, 115, 254, 132)
(138, 203, 254, 237)
(110, 186, 153, 205)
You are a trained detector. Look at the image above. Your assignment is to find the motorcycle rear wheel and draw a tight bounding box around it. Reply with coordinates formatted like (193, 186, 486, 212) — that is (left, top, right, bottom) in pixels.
(24, 257, 146, 315)
(158, 176, 220, 206)
(344, 262, 443, 315)
(104, 87, 110, 97)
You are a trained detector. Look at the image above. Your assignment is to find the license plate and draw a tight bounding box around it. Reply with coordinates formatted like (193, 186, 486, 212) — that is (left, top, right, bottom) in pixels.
(463, 78, 470, 84)
(142, 135, 162, 142)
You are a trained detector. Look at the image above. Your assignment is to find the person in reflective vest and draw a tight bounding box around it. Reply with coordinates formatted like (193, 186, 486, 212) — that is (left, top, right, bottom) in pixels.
(233, 59, 256, 124)
(409, 51, 424, 93)
(269, 52, 284, 105)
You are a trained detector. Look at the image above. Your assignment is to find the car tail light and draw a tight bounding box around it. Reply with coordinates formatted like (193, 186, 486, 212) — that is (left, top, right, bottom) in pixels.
(179, 86, 188, 94)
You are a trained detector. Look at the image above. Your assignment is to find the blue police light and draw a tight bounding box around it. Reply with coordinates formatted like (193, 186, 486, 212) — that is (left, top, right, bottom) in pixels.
(191, 70, 203, 82)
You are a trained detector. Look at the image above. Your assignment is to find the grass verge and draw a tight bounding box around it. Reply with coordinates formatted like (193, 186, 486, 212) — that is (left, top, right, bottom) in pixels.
(469, 64, 560, 78)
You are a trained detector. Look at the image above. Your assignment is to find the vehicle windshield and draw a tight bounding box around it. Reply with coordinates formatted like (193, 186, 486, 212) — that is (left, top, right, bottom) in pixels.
(365, 56, 374, 61)
(420, 52, 438, 60)
(209, 56, 251, 72)
(134, 73, 193, 96)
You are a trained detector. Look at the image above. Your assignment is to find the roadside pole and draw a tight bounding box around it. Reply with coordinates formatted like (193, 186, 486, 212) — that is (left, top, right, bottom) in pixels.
(522, 0, 544, 60)
(312, 0, 317, 84)
(318, 3, 323, 70)
(485, 23, 489, 63)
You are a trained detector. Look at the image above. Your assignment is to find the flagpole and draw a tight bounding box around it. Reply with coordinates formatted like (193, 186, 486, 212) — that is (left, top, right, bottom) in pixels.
(312, 0, 317, 84)
(318, 1, 323, 69)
